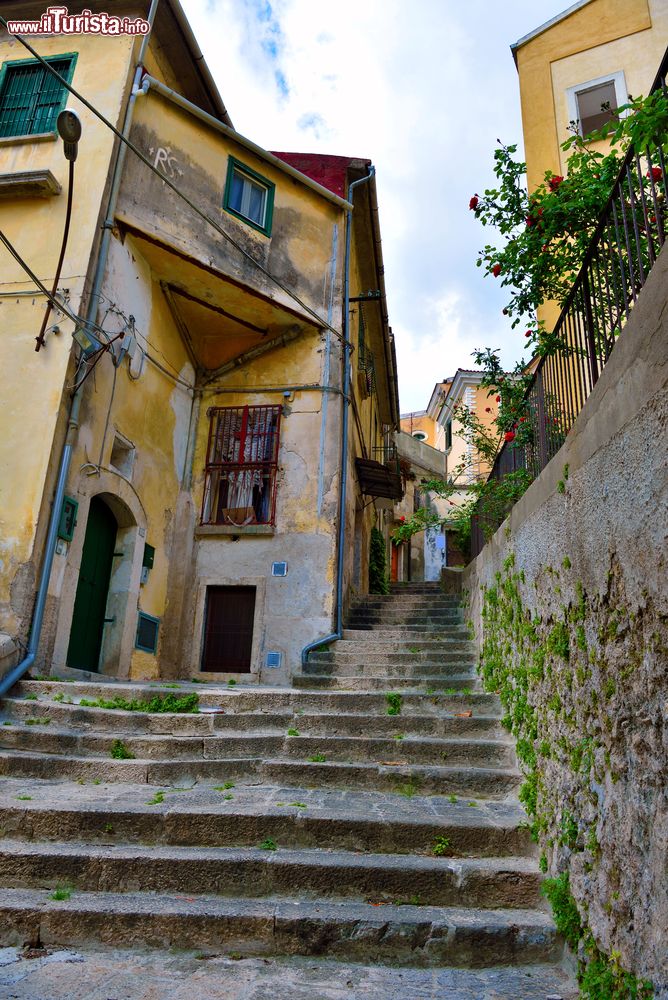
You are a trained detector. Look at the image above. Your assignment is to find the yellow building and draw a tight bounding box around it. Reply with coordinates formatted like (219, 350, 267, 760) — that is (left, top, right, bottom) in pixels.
(512, 0, 668, 191)
(0, 0, 399, 687)
(512, 0, 668, 383)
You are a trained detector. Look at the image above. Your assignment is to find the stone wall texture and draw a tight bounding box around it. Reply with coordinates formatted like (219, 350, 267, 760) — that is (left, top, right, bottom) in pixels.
(463, 246, 668, 995)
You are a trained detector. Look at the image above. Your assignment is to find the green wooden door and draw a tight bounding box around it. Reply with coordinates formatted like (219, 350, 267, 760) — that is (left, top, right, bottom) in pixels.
(66, 497, 117, 671)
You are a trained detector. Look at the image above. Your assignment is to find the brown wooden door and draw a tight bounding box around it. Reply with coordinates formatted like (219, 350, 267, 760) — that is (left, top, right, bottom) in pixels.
(201, 586, 256, 672)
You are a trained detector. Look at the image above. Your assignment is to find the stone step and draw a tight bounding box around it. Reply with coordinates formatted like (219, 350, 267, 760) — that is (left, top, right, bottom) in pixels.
(0, 779, 535, 856)
(352, 599, 462, 611)
(344, 623, 467, 634)
(13, 681, 503, 716)
(348, 612, 464, 625)
(0, 841, 543, 909)
(303, 662, 477, 678)
(0, 699, 504, 739)
(0, 888, 562, 968)
(304, 652, 477, 678)
(333, 637, 474, 650)
(341, 627, 471, 640)
(293, 674, 480, 691)
(0, 947, 580, 998)
(0, 725, 515, 768)
(0, 751, 520, 798)
(312, 648, 476, 663)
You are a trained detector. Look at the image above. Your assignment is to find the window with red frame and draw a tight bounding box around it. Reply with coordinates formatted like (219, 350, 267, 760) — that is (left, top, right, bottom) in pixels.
(201, 405, 281, 527)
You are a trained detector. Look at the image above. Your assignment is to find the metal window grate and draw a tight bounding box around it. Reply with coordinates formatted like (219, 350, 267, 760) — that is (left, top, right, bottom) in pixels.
(0, 57, 73, 138)
(201, 405, 281, 526)
(135, 612, 160, 654)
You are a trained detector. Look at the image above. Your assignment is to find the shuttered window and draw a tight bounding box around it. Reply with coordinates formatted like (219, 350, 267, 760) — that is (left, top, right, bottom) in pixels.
(0, 55, 76, 139)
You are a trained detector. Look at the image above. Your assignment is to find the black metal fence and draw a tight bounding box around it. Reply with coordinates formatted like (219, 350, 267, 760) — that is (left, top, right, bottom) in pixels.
(471, 47, 668, 557)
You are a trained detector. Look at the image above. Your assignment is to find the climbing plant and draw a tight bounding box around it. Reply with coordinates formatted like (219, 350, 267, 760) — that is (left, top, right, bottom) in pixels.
(369, 526, 389, 595)
(471, 90, 668, 326)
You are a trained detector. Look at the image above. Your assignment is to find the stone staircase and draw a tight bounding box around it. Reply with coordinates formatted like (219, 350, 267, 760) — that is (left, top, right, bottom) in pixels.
(0, 582, 576, 997)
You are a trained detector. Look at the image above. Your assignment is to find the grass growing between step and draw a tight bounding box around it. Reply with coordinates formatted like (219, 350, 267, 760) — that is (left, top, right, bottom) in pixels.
(50, 885, 74, 901)
(432, 836, 453, 856)
(110, 739, 135, 760)
(385, 692, 403, 716)
(79, 693, 199, 714)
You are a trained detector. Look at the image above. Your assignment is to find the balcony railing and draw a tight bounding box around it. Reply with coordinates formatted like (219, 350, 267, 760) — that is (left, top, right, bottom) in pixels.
(471, 46, 668, 557)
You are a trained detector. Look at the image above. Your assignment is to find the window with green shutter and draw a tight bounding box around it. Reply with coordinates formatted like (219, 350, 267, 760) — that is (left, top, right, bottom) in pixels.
(0, 54, 76, 139)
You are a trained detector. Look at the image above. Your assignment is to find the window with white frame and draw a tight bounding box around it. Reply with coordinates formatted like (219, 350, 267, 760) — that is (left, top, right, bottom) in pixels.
(223, 156, 275, 235)
(566, 71, 628, 138)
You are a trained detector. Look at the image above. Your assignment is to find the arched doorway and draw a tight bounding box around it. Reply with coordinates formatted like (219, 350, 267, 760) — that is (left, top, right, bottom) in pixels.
(66, 496, 117, 671)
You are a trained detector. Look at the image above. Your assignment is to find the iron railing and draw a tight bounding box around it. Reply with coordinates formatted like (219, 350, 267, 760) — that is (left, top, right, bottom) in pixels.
(471, 46, 668, 557)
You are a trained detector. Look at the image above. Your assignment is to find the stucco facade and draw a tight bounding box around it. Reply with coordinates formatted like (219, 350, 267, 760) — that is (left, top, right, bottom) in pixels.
(0, 1, 399, 685)
(512, 0, 668, 329)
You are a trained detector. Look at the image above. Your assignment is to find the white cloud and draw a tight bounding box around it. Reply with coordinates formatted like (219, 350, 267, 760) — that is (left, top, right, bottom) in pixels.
(181, 0, 575, 411)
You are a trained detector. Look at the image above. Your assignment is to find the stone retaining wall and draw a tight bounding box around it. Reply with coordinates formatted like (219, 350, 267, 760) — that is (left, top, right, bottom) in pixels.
(463, 247, 668, 995)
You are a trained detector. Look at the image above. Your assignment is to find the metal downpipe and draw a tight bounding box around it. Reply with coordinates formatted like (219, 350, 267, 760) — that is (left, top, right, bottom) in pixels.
(0, 0, 160, 698)
(301, 166, 375, 667)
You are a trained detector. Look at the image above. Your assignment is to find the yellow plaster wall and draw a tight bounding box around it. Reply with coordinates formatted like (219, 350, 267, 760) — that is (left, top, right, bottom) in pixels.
(118, 91, 342, 329)
(0, 32, 134, 631)
(515, 0, 665, 190)
(400, 413, 438, 446)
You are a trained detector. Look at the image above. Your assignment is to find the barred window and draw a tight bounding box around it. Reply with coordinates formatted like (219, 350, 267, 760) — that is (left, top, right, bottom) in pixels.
(201, 405, 281, 527)
(0, 56, 75, 139)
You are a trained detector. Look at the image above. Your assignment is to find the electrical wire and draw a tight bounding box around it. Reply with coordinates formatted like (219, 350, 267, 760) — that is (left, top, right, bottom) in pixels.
(0, 228, 84, 331)
(0, 17, 345, 345)
(0, 225, 194, 391)
(35, 158, 75, 352)
(96, 291, 193, 385)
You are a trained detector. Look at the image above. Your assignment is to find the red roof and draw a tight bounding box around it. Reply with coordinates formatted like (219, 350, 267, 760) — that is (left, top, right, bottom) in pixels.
(270, 152, 370, 199)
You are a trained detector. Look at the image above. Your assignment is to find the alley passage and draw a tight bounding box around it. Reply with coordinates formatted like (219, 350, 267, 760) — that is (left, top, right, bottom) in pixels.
(0, 583, 576, 997)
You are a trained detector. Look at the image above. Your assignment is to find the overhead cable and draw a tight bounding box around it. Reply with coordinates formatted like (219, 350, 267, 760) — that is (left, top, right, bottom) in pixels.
(0, 16, 346, 345)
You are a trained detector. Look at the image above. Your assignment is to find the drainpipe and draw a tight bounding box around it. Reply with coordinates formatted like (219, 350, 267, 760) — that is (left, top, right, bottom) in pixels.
(301, 166, 375, 667)
(0, 0, 159, 699)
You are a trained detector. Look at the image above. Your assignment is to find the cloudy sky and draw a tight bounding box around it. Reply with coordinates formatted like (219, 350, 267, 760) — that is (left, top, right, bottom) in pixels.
(180, 0, 574, 412)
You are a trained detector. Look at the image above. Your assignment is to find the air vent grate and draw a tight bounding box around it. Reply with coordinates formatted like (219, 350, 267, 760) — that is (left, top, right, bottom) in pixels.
(135, 612, 160, 653)
(265, 651, 282, 668)
(271, 562, 288, 577)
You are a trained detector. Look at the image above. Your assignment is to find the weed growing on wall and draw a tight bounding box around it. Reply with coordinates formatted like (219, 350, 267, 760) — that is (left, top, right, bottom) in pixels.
(475, 552, 658, 998)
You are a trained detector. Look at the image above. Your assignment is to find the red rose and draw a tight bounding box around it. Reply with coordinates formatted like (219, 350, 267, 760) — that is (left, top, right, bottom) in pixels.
(469, 195, 479, 210)
(504, 431, 516, 443)
(496, 395, 501, 402)
(525, 330, 532, 338)
(485, 407, 492, 413)
(399, 516, 405, 522)
(526, 215, 534, 227)
(548, 175, 563, 191)
(647, 166, 662, 182)
(502, 308, 508, 315)
(541, 243, 549, 252)
(519, 416, 526, 423)
(491, 263, 502, 277)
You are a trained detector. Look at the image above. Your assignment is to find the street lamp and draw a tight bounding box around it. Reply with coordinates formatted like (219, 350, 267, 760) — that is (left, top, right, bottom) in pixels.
(35, 109, 81, 351)
(57, 108, 82, 162)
